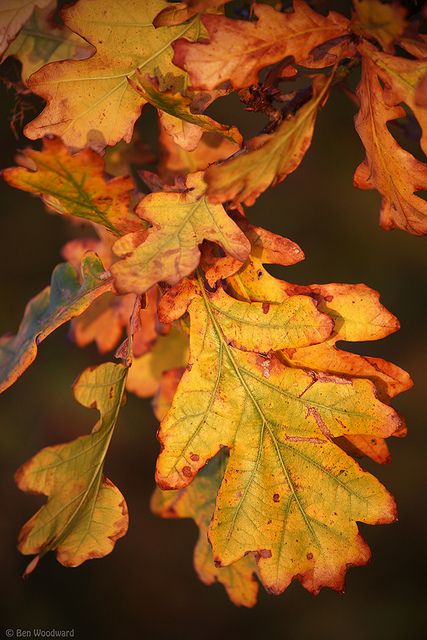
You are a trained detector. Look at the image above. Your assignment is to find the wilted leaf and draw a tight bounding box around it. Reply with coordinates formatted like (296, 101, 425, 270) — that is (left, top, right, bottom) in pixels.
(155, 277, 402, 594)
(0, 253, 112, 394)
(205, 73, 333, 206)
(16, 362, 128, 572)
(3, 137, 141, 235)
(0, 0, 51, 57)
(152, 452, 258, 607)
(3, 1, 92, 82)
(111, 172, 250, 294)
(173, 0, 349, 90)
(23, 0, 204, 150)
(352, 0, 406, 52)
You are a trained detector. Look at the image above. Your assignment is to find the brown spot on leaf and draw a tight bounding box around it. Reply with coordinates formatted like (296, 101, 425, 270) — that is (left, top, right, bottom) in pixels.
(306, 552, 313, 560)
(262, 302, 270, 314)
(273, 493, 280, 502)
(190, 453, 199, 462)
(182, 465, 192, 478)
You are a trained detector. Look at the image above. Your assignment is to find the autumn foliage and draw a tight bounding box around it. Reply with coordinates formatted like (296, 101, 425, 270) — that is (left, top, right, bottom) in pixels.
(0, 0, 424, 606)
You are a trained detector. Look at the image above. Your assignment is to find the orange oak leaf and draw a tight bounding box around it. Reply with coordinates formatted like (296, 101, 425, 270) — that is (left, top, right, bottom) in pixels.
(173, 0, 349, 91)
(354, 52, 427, 235)
(3, 137, 141, 236)
(360, 42, 427, 154)
(111, 172, 250, 294)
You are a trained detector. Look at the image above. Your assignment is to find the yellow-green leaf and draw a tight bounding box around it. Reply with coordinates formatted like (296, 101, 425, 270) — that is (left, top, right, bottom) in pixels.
(155, 279, 402, 594)
(16, 362, 128, 572)
(152, 452, 258, 607)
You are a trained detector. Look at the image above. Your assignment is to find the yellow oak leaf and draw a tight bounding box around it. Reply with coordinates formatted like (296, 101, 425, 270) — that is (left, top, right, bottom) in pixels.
(152, 452, 258, 607)
(354, 52, 427, 235)
(155, 277, 403, 594)
(0, 253, 112, 394)
(16, 362, 128, 573)
(111, 172, 250, 294)
(3, 137, 141, 235)
(0, 0, 51, 57)
(3, 1, 92, 82)
(24, 0, 203, 150)
(127, 325, 189, 398)
(173, 0, 349, 90)
(352, 0, 406, 52)
(204, 73, 333, 206)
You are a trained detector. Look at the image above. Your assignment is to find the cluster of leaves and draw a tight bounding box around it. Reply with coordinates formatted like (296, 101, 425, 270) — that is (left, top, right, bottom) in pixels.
(0, 0, 423, 605)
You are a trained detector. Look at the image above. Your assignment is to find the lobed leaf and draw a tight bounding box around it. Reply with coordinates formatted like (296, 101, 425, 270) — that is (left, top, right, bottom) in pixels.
(111, 172, 250, 294)
(3, 137, 141, 235)
(354, 49, 427, 235)
(173, 0, 349, 90)
(23, 0, 205, 150)
(16, 362, 129, 572)
(156, 278, 403, 594)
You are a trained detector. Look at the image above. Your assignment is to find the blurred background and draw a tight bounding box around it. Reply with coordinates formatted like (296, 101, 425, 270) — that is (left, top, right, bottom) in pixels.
(0, 2, 426, 638)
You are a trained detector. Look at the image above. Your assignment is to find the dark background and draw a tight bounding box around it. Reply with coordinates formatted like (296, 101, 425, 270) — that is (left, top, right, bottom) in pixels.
(0, 3, 426, 638)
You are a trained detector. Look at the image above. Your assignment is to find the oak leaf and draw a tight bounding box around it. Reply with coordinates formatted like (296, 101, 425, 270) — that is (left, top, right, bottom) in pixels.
(16, 362, 129, 573)
(205, 73, 333, 206)
(155, 278, 402, 594)
(152, 452, 258, 607)
(173, 0, 349, 90)
(360, 43, 427, 154)
(127, 325, 189, 398)
(0, 0, 51, 57)
(0, 253, 112, 394)
(111, 172, 250, 294)
(131, 73, 242, 151)
(24, 0, 204, 150)
(3, 137, 141, 235)
(3, 1, 92, 82)
(352, 0, 406, 52)
(158, 125, 240, 181)
(354, 51, 427, 235)
(154, 1, 226, 27)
